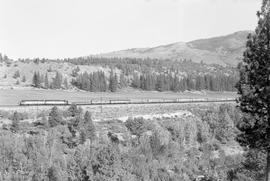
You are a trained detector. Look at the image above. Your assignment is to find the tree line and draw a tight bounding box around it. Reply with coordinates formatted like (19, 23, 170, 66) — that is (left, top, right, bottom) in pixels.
(32, 68, 237, 92)
(132, 72, 237, 92)
(32, 71, 68, 89)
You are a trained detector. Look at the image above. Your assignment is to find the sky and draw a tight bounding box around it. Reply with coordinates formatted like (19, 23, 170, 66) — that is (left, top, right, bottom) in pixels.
(0, 0, 261, 59)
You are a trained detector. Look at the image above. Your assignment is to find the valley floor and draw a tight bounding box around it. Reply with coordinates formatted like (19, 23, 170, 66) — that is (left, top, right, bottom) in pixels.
(0, 87, 237, 106)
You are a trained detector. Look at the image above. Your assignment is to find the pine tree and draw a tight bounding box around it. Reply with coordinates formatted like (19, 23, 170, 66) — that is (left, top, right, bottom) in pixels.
(48, 106, 62, 127)
(13, 70, 20, 79)
(109, 70, 117, 92)
(52, 71, 62, 89)
(47, 166, 60, 181)
(11, 111, 20, 132)
(71, 66, 80, 77)
(83, 111, 96, 141)
(156, 74, 164, 91)
(172, 75, 180, 92)
(132, 73, 141, 88)
(45, 73, 49, 88)
(64, 77, 68, 89)
(40, 74, 44, 84)
(67, 104, 80, 117)
(32, 71, 41, 88)
(236, 1, 270, 180)
(22, 75, 26, 82)
(120, 73, 127, 88)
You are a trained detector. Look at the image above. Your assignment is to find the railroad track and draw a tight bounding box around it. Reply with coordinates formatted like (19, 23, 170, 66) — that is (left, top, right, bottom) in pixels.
(69, 99, 236, 106)
(11, 98, 237, 107)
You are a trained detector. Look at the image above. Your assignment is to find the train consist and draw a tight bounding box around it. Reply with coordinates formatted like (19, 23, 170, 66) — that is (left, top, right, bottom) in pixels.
(19, 98, 236, 106)
(20, 100, 69, 106)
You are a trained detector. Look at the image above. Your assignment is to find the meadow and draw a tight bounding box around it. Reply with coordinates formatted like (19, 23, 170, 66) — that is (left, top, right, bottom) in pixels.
(0, 88, 237, 106)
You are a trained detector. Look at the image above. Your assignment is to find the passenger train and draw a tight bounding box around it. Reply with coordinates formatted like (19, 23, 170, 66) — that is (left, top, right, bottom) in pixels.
(19, 98, 236, 106)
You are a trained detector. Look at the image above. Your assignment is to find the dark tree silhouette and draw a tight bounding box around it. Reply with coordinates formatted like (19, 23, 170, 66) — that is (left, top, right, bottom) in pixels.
(109, 70, 117, 92)
(11, 111, 20, 132)
(83, 111, 96, 141)
(48, 106, 62, 127)
(32, 71, 41, 88)
(236, 1, 270, 180)
(45, 73, 49, 88)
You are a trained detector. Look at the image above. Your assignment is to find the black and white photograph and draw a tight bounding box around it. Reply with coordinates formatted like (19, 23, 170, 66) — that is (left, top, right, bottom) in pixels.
(0, 0, 269, 180)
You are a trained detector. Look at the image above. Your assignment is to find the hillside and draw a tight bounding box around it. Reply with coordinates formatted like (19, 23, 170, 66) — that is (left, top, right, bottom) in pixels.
(96, 31, 251, 67)
(0, 102, 252, 180)
(0, 57, 238, 92)
(0, 61, 114, 89)
(0, 31, 244, 92)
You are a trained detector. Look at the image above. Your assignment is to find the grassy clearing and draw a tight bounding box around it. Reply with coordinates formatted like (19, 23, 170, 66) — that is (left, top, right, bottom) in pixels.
(0, 88, 237, 105)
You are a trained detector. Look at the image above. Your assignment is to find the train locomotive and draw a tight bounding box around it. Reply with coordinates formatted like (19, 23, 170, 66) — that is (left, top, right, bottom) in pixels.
(20, 100, 69, 106)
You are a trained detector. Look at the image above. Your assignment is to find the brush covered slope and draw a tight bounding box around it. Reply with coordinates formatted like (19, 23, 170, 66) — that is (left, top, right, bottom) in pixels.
(0, 103, 262, 181)
(97, 31, 251, 67)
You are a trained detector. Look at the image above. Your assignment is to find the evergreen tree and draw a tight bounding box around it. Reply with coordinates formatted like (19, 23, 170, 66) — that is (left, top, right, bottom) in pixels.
(45, 73, 49, 88)
(83, 111, 96, 141)
(32, 71, 41, 88)
(48, 106, 62, 127)
(67, 104, 80, 117)
(132, 73, 141, 88)
(47, 166, 60, 181)
(13, 70, 20, 79)
(64, 77, 68, 89)
(236, 1, 270, 180)
(156, 74, 164, 91)
(109, 70, 117, 92)
(40, 74, 44, 84)
(71, 66, 80, 77)
(52, 71, 62, 89)
(22, 75, 26, 82)
(120, 73, 127, 88)
(11, 111, 20, 132)
(172, 75, 181, 92)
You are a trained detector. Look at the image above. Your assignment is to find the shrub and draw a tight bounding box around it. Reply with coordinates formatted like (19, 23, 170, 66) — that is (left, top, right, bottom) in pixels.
(48, 66, 53, 72)
(47, 166, 60, 181)
(125, 117, 148, 136)
(67, 104, 80, 117)
(22, 75, 26, 82)
(71, 66, 80, 77)
(13, 70, 20, 79)
(0, 110, 11, 118)
(34, 113, 49, 128)
(9, 111, 28, 121)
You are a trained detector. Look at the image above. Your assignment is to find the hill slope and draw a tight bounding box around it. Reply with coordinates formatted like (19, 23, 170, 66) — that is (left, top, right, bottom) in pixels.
(97, 31, 251, 66)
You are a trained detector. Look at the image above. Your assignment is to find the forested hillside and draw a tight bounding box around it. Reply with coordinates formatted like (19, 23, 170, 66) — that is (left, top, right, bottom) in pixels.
(0, 54, 239, 92)
(0, 104, 263, 181)
(0, 31, 245, 93)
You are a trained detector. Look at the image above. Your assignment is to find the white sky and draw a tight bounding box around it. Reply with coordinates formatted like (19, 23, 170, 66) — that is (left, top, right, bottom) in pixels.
(0, 0, 261, 59)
